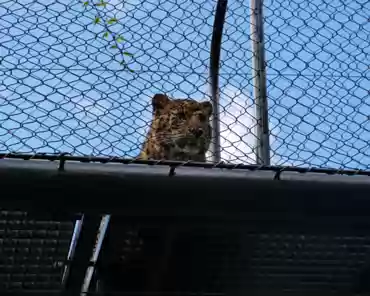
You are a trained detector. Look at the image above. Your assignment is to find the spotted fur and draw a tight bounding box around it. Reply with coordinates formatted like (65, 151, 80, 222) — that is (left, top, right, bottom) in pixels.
(139, 94, 213, 162)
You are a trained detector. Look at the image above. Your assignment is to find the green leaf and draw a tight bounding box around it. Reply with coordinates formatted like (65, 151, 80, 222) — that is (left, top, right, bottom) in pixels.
(94, 16, 100, 24)
(103, 31, 109, 38)
(123, 52, 133, 56)
(116, 35, 125, 43)
(110, 45, 118, 49)
(96, 1, 107, 7)
(107, 17, 118, 25)
(83, 1, 89, 6)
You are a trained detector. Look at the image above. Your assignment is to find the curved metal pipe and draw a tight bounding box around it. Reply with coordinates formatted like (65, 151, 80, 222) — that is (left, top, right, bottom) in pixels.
(209, 0, 228, 163)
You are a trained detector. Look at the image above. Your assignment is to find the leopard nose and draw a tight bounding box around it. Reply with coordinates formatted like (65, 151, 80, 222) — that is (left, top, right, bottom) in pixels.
(190, 128, 203, 138)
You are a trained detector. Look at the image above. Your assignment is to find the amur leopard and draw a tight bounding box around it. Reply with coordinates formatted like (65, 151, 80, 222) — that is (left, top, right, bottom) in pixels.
(139, 93, 213, 162)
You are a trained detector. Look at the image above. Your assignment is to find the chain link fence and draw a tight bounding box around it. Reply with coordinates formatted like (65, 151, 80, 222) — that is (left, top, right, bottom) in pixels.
(0, 0, 369, 169)
(265, 0, 370, 169)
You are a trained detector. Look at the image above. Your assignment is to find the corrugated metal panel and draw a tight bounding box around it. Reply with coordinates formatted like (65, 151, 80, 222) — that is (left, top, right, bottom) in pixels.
(0, 210, 75, 291)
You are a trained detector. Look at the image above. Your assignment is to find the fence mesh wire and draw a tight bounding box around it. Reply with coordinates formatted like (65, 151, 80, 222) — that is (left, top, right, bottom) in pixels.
(0, 0, 369, 169)
(265, 0, 370, 169)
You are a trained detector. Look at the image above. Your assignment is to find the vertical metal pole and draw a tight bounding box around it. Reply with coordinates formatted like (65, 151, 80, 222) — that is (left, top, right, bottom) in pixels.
(62, 215, 102, 296)
(209, 0, 228, 163)
(209, 82, 221, 163)
(80, 215, 110, 296)
(250, 0, 270, 165)
(62, 217, 84, 285)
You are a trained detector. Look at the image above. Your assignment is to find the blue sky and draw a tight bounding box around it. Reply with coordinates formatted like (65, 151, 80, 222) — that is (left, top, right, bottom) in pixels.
(0, 0, 369, 169)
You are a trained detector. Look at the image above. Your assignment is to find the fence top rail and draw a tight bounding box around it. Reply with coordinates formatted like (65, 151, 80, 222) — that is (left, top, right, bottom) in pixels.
(1, 153, 370, 178)
(1, 154, 370, 216)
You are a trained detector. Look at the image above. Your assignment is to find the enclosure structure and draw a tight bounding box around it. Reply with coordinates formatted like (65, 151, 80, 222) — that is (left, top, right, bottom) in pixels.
(2, 154, 370, 296)
(0, 0, 369, 295)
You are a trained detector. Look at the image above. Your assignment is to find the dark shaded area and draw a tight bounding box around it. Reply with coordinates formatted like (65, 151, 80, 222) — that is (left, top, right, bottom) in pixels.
(96, 217, 370, 296)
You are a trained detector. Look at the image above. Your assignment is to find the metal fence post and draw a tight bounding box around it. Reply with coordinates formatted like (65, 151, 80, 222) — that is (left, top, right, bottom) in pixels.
(250, 0, 270, 165)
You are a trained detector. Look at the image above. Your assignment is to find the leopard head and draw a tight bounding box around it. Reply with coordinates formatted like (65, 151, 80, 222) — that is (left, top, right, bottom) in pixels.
(144, 93, 213, 161)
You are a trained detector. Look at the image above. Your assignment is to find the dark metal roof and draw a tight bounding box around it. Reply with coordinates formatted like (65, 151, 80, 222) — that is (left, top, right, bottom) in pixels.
(0, 210, 75, 291)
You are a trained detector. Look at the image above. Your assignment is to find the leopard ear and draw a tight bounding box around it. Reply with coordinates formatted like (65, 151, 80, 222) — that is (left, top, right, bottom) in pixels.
(152, 94, 170, 111)
(201, 101, 213, 116)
